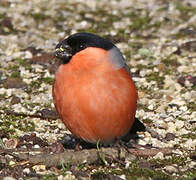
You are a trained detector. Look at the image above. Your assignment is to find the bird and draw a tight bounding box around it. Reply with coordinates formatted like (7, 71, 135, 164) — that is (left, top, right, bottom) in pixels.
(53, 32, 138, 144)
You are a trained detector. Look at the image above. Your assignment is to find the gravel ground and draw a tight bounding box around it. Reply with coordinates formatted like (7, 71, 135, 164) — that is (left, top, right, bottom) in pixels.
(0, 0, 195, 179)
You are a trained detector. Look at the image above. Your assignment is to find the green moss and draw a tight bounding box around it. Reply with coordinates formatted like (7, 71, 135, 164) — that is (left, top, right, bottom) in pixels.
(109, 161, 170, 180)
(175, 2, 196, 21)
(90, 161, 176, 179)
(191, 84, 196, 91)
(0, 138, 6, 149)
(30, 80, 42, 89)
(77, 163, 85, 170)
(14, 58, 32, 71)
(162, 56, 180, 67)
(91, 170, 108, 179)
(126, 168, 170, 180)
(158, 5, 169, 12)
(0, 116, 17, 135)
(142, 118, 153, 124)
(7, 64, 19, 71)
(136, 64, 149, 70)
(77, 8, 123, 35)
(0, 94, 6, 101)
(126, 9, 161, 33)
(130, 15, 152, 31)
(148, 154, 196, 179)
(31, 13, 50, 21)
(176, 117, 186, 121)
(41, 174, 57, 180)
(0, 13, 6, 19)
(1, 116, 35, 135)
(15, 58, 25, 65)
(10, 71, 20, 78)
(146, 72, 165, 88)
(78, 28, 97, 34)
(137, 104, 150, 112)
(0, 109, 35, 137)
(150, 155, 187, 167)
(110, 169, 122, 175)
(187, 102, 196, 112)
(23, 102, 40, 109)
(181, 170, 196, 180)
(181, 133, 196, 140)
(55, 13, 67, 22)
(42, 77, 54, 85)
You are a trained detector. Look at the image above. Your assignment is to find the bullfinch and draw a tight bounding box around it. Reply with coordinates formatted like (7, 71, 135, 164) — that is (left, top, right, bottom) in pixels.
(53, 32, 138, 144)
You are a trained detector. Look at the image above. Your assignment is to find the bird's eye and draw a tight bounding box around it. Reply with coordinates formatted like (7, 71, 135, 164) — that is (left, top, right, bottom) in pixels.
(79, 44, 85, 49)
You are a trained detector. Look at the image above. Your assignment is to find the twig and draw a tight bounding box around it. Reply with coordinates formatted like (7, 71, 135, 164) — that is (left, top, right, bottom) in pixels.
(2, 147, 172, 167)
(0, 147, 43, 154)
(128, 148, 172, 156)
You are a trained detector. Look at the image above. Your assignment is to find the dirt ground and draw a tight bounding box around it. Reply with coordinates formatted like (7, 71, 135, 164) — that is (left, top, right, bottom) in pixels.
(0, 0, 195, 179)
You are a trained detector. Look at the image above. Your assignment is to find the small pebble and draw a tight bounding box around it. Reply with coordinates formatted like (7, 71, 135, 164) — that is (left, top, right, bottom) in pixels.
(33, 144, 40, 148)
(165, 133, 176, 141)
(3, 177, 17, 180)
(23, 168, 31, 174)
(153, 152, 164, 160)
(165, 165, 178, 173)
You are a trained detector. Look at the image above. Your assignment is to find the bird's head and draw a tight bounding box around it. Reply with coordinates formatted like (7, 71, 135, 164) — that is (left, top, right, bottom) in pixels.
(54, 32, 114, 64)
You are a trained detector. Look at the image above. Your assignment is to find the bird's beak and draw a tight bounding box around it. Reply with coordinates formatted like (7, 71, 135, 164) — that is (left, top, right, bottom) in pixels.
(54, 43, 72, 63)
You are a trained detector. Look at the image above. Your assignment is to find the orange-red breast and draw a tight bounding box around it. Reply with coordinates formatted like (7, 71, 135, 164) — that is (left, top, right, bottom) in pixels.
(53, 32, 137, 144)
